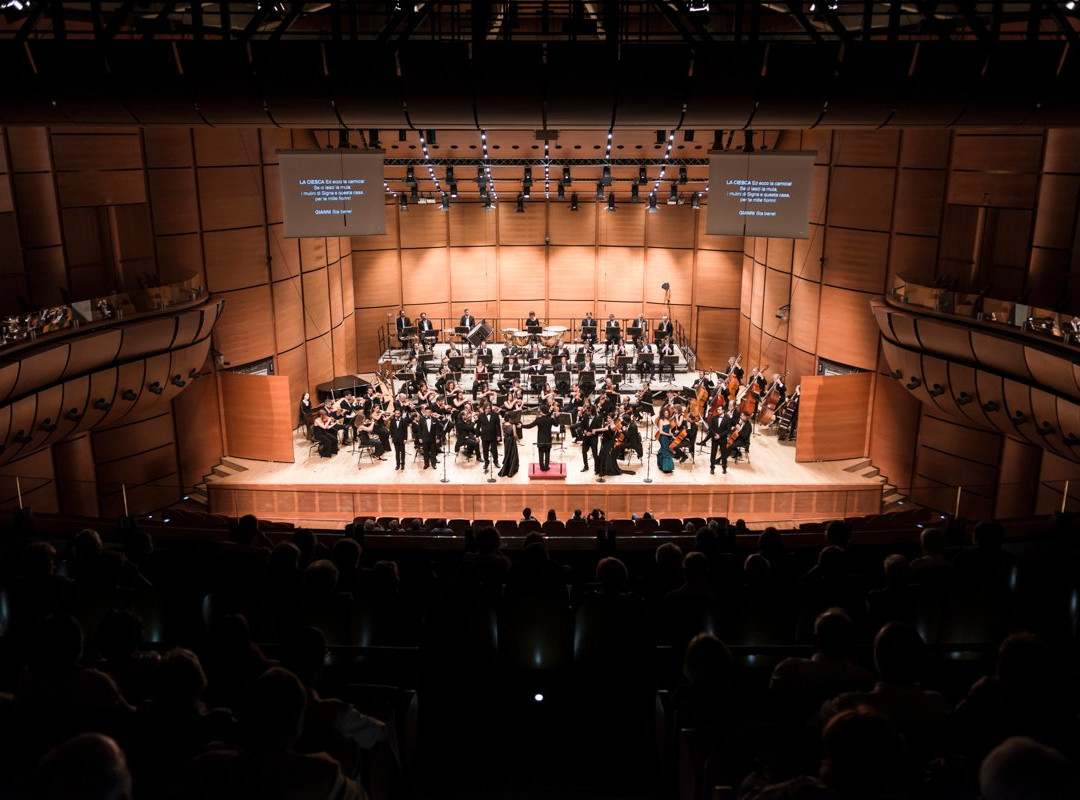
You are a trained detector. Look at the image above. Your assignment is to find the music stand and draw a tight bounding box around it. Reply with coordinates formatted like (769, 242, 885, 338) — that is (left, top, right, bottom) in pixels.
(477, 353, 493, 366)
(448, 356, 465, 372)
(581, 323, 598, 344)
(526, 321, 542, 343)
(555, 370, 570, 390)
(604, 324, 620, 345)
(578, 371, 595, 394)
(398, 325, 417, 349)
(454, 324, 471, 350)
(638, 353, 655, 380)
(661, 354, 678, 382)
(421, 328, 440, 349)
(617, 355, 634, 376)
(502, 370, 520, 383)
(627, 325, 643, 341)
(530, 374, 548, 395)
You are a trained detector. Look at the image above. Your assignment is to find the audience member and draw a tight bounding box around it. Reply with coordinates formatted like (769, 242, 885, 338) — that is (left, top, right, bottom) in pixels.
(866, 553, 919, 631)
(979, 736, 1076, 800)
(33, 732, 132, 800)
(909, 526, 952, 588)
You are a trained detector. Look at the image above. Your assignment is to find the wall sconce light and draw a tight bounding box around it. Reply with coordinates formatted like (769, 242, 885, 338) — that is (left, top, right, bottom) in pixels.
(171, 375, 187, 388)
(148, 382, 164, 395)
(38, 418, 57, 432)
(889, 370, 903, 380)
(66, 408, 83, 421)
(94, 398, 112, 411)
(1038, 421, 1055, 435)
(982, 401, 999, 412)
(13, 430, 32, 444)
(1012, 411, 1028, 425)
(906, 377, 921, 390)
(928, 384, 945, 397)
(957, 392, 972, 405)
(122, 389, 137, 402)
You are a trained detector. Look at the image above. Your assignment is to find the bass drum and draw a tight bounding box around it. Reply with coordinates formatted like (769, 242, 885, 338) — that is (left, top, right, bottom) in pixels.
(466, 321, 494, 346)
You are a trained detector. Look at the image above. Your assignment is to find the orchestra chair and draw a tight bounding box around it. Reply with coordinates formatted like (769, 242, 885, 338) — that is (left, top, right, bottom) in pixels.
(636, 518, 660, 534)
(471, 519, 494, 531)
(731, 439, 751, 464)
(495, 520, 518, 536)
(658, 518, 683, 533)
(541, 520, 565, 535)
(356, 441, 377, 466)
(611, 519, 637, 536)
(565, 518, 589, 536)
(447, 518, 472, 534)
(519, 519, 542, 535)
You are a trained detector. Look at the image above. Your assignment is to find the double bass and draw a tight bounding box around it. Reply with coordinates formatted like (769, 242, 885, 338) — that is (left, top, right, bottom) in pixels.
(710, 355, 741, 415)
(757, 372, 788, 427)
(737, 362, 769, 417)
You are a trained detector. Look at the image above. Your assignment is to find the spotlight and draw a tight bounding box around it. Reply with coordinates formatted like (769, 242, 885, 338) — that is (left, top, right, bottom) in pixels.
(662, 282, 671, 291)
(524, 166, 533, 184)
(449, 182, 458, 198)
(679, 166, 688, 184)
(189, 368, 200, 379)
(522, 181, 531, 199)
(399, 194, 409, 212)
(410, 184, 418, 202)
(338, 129, 350, 148)
(476, 166, 487, 185)
(122, 389, 137, 401)
(655, 130, 666, 145)
(606, 193, 616, 212)
(982, 401, 999, 412)
(648, 193, 658, 212)
(38, 418, 57, 432)
(905, 377, 921, 390)
(398, 129, 407, 142)
(690, 192, 700, 209)
(889, 370, 903, 379)
(148, 382, 164, 395)
(1039, 421, 1055, 435)
(426, 129, 437, 144)
(744, 131, 755, 153)
(570, 193, 579, 212)
(688, 0, 709, 11)
(596, 181, 605, 200)
(446, 165, 454, 182)
(1068, 0, 1076, 9)
(94, 398, 112, 411)
(562, 166, 572, 185)
(957, 392, 972, 405)
(1066, 432, 1080, 445)
(631, 184, 639, 202)
(1012, 411, 1028, 425)
(516, 194, 525, 213)
(668, 183, 678, 204)
(534, 693, 544, 703)
(483, 195, 494, 211)
(638, 165, 647, 184)
(602, 165, 611, 185)
(928, 384, 944, 397)
(405, 166, 416, 185)
(65, 408, 82, 421)
(171, 374, 187, 388)
(368, 128, 380, 148)
(13, 429, 31, 444)
(440, 192, 450, 211)
(557, 183, 565, 199)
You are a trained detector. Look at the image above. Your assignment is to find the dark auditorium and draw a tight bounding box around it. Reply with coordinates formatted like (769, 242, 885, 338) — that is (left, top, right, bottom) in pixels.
(2, 2, 1080, 798)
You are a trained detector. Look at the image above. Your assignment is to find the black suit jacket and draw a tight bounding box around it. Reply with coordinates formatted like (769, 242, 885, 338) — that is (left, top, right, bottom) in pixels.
(396, 316, 411, 332)
(656, 321, 673, 337)
(389, 418, 410, 443)
(418, 416, 440, 443)
(523, 413, 555, 444)
(460, 315, 475, 327)
(477, 412, 501, 441)
(708, 412, 734, 440)
(418, 319, 433, 331)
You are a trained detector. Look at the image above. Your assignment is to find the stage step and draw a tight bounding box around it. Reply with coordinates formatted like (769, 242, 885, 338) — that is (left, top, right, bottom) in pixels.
(843, 458, 873, 473)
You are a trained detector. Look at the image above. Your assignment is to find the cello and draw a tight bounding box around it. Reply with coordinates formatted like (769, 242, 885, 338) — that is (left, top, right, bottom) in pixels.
(710, 355, 741, 415)
(757, 372, 788, 427)
(737, 363, 769, 418)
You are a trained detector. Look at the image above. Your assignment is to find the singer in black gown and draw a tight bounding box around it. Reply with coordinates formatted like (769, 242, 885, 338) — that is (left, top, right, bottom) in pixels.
(498, 420, 521, 477)
(595, 416, 635, 476)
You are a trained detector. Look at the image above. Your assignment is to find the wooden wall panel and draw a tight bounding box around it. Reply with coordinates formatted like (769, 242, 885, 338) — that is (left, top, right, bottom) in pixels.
(498, 204, 546, 245)
(448, 203, 497, 246)
(299, 236, 327, 272)
(351, 209, 401, 250)
(826, 167, 895, 231)
(760, 268, 792, 344)
(499, 247, 546, 299)
(793, 225, 824, 282)
(693, 250, 742, 307)
(220, 373, 294, 462)
(203, 227, 268, 293)
(331, 323, 346, 376)
(172, 371, 223, 489)
(795, 373, 873, 462)
(212, 285, 275, 366)
(950, 133, 1043, 173)
(894, 170, 946, 236)
(7, 127, 53, 172)
(970, 331, 1032, 381)
(275, 345, 310, 411)
(268, 222, 301, 280)
(919, 411, 1003, 464)
(823, 228, 889, 292)
(156, 233, 204, 285)
(193, 128, 261, 167)
(328, 261, 344, 327)
(56, 171, 146, 207)
(900, 130, 951, 169)
(599, 202, 646, 246)
(302, 268, 332, 339)
(816, 286, 880, 370)
(400, 247, 449, 306)
(94, 411, 176, 464)
(644, 248, 691, 306)
(947, 172, 1038, 208)
(272, 277, 305, 352)
(197, 167, 265, 230)
(783, 345, 817, 392)
(399, 205, 448, 248)
(788, 276, 820, 354)
(549, 204, 597, 245)
(353, 250, 402, 308)
(749, 262, 766, 329)
(13, 173, 62, 247)
(549, 246, 596, 299)
(646, 206, 697, 248)
(52, 434, 99, 517)
(694, 308, 740, 367)
(305, 332, 335, 396)
(0, 449, 58, 515)
(833, 130, 900, 166)
(263, 164, 282, 224)
(599, 246, 646, 303)
(449, 247, 498, 301)
(887, 234, 938, 286)
(148, 170, 200, 234)
(143, 129, 194, 169)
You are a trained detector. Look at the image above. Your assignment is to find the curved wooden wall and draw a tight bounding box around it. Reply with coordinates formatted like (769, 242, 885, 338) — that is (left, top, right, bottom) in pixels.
(350, 201, 744, 369)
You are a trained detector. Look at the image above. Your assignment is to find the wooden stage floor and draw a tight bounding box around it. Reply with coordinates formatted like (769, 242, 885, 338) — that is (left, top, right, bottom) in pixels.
(207, 427, 884, 529)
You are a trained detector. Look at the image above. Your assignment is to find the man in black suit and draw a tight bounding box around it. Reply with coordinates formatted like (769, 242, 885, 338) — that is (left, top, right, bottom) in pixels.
(707, 407, 734, 475)
(577, 405, 599, 472)
(459, 308, 476, 329)
(719, 412, 752, 474)
(580, 311, 598, 344)
(418, 406, 440, 469)
(659, 336, 677, 382)
(654, 314, 673, 345)
(523, 406, 556, 471)
(477, 342, 493, 363)
(417, 312, 435, 351)
(388, 408, 410, 471)
(477, 403, 501, 469)
(395, 309, 412, 348)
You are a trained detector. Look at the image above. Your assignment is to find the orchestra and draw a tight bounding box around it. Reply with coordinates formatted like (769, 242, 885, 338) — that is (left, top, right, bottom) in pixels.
(299, 311, 797, 480)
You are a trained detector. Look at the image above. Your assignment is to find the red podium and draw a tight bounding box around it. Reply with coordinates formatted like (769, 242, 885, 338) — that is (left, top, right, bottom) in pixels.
(528, 463, 567, 480)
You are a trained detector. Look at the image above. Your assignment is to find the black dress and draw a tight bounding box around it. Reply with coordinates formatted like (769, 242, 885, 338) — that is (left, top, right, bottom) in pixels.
(499, 422, 520, 477)
(596, 428, 634, 476)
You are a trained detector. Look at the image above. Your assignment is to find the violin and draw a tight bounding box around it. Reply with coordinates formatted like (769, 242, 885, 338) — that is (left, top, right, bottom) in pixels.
(614, 418, 626, 447)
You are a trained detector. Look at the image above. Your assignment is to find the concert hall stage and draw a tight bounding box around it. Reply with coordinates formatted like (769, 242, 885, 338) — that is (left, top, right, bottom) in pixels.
(206, 430, 884, 529)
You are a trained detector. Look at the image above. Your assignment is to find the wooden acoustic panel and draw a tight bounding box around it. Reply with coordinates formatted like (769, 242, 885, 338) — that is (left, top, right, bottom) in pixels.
(306, 332, 335, 396)
(823, 228, 889, 293)
(449, 247, 498, 301)
(399, 205, 449, 248)
(795, 373, 873, 462)
(825, 167, 896, 231)
(899, 130, 951, 169)
(599, 202, 646, 246)
(301, 268, 331, 339)
(694, 308, 740, 369)
(94, 411, 177, 463)
(644, 248, 691, 306)
(498, 246, 546, 299)
(868, 353, 920, 492)
(197, 167, 265, 231)
(498, 203, 547, 245)
(970, 331, 1032, 381)
(832, 130, 900, 167)
(219, 372, 294, 462)
(52, 434, 100, 517)
(599, 247, 646, 303)
(263, 164, 282, 224)
(148, 169, 200, 234)
(950, 133, 1043, 173)
(893, 169, 946, 237)
(299, 236, 328, 272)
(693, 250, 742, 309)
(352, 250, 402, 308)
(448, 203, 497, 246)
(193, 128, 261, 167)
(143, 128, 194, 169)
(272, 277, 305, 352)
(203, 227, 269, 293)
(548, 246, 596, 299)
(788, 276, 820, 355)
(172, 368, 223, 489)
(792, 224, 824, 282)
(56, 171, 146, 207)
(646, 205, 697, 249)
(328, 261, 344, 327)
(13, 173, 62, 248)
(275, 345, 310, 412)
(211, 285, 275, 366)
(549, 203, 597, 245)
(815, 286, 880, 371)
(400, 248, 449, 306)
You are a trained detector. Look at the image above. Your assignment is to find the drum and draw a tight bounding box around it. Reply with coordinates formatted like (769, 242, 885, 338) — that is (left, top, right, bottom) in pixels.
(501, 327, 516, 345)
(466, 321, 493, 346)
(512, 330, 532, 347)
(540, 329, 561, 348)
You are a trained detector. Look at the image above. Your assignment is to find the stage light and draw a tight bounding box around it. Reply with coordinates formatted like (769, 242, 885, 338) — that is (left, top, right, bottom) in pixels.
(982, 401, 999, 412)
(38, 418, 56, 432)
(534, 693, 544, 702)
(562, 166, 571, 185)
(368, 128, 380, 148)
(440, 193, 450, 211)
(338, 129, 350, 148)
(679, 166, 688, 184)
(570, 193, 579, 212)
(1039, 421, 1055, 435)
(524, 166, 532, 184)
(477, 165, 487, 185)
(189, 368, 200, 379)
(1068, 0, 1076, 9)
(446, 165, 454, 182)
(171, 374, 187, 388)
(557, 183, 565, 199)
(483, 194, 494, 211)
(688, 0, 709, 11)
(668, 183, 678, 204)
(426, 129, 437, 144)
(122, 389, 137, 401)
(606, 193, 616, 212)
(690, 192, 700, 209)
(1012, 411, 1029, 425)
(655, 130, 666, 145)
(400, 194, 409, 212)
(648, 193, 658, 213)
(398, 129, 407, 142)
(638, 165, 647, 184)
(516, 194, 525, 213)
(957, 392, 972, 405)
(405, 166, 416, 185)
(889, 370, 903, 379)
(905, 377, 921, 390)
(65, 408, 82, 422)
(148, 382, 164, 395)
(602, 165, 611, 185)
(928, 384, 944, 396)
(409, 185, 418, 202)
(522, 181, 531, 199)
(744, 131, 755, 152)
(631, 183, 639, 202)
(596, 181, 605, 200)
(94, 398, 111, 411)
(449, 182, 458, 198)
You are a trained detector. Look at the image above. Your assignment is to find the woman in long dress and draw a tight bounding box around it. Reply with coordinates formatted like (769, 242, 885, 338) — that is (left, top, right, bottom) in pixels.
(656, 407, 675, 474)
(498, 419, 521, 477)
(596, 414, 635, 477)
